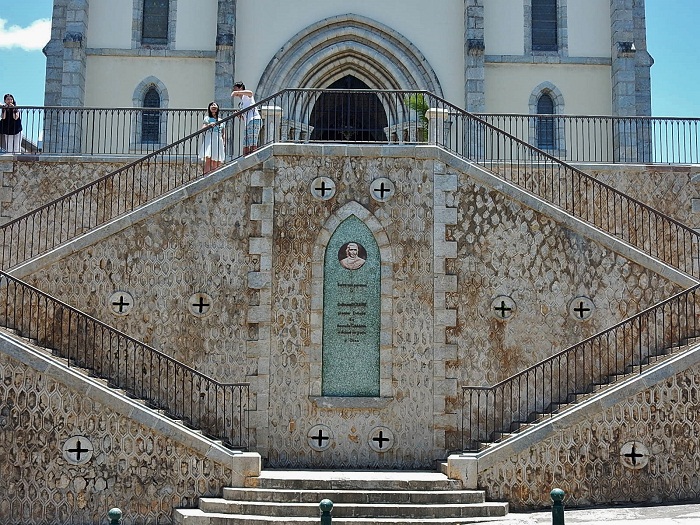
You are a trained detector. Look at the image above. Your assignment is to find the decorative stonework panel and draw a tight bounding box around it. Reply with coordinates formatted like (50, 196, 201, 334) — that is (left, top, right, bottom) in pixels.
(0, 351, 232, 525)
(478, 362, 700, 510)
(449, 177, 682, 387)
(22, 173, 255, 383)
(267, 155, 437, 469)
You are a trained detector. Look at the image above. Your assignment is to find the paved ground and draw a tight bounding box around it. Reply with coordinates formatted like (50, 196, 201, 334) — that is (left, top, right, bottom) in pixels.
(480, 502, 700, 524)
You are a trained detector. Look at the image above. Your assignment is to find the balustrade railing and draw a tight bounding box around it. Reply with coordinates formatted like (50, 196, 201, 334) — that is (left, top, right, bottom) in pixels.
(0, 271, 249, 448)
(461, 284, 700, 452)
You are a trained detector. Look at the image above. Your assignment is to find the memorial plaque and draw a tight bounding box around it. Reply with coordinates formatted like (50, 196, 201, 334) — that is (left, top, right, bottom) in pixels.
(322, 215, 380, 396)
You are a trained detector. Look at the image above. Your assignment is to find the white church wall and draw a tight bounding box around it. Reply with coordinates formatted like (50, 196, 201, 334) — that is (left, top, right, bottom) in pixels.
(484, 0, 525, 56)
(235, 0, 465, 102)
(485, 63, 612, 115)
(84, 56, 215, 109)
(567, 0, 611, 58)
(86, 0, 133, 49)
(175, 0, 217, 51)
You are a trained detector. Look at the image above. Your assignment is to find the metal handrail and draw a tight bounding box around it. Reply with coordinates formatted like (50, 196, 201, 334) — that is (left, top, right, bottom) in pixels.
(9, 104, 700, 163)
(3, 89, 700, 277)
(475, 113, 700, 164)
(460, 283, 700, 451)
(0, 270, 249, 448)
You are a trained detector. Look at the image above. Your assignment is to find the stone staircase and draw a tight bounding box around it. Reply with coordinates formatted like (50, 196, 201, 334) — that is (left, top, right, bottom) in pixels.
(173, 470, 509, 524)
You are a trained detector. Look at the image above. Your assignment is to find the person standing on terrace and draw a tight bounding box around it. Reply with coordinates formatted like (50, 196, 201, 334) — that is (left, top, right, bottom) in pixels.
(0, 94, 22, 153)
(231, 82, 262, 155)
(199, 101, 226, 174)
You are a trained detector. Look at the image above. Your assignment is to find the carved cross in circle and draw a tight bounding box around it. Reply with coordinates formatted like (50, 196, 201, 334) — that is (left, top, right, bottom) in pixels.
(112, 295, 130, 313)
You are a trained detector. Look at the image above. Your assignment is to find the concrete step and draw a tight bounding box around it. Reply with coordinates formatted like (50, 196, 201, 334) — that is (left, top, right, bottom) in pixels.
(223, 487, 487, 504)
(198, 499, 507, 519)
(247, 470, 463, 491)
(174, 508, 509, 524)
(174, 470, 508, 524)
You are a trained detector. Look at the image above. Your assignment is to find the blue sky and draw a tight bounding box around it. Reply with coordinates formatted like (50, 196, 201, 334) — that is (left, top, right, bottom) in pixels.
(0, 0, 697, 116)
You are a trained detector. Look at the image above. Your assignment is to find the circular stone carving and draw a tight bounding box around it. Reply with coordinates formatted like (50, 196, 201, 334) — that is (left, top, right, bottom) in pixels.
(620, 441, 649, 470)
(63, 436, 94, 465)
(108, 291, 133, 316)
(370, 178, 395, 202)
(491, 295, 516, 320)
(368, 426, 394, 452)
(188, 293, 213, 318)
(569, 296, 594, 321)
(310, 177, 336, 200)
(308, 424, 333, 451)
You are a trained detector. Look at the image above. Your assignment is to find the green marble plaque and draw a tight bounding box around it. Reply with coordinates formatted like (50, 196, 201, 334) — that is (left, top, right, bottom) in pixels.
(322, 216, 380, 396)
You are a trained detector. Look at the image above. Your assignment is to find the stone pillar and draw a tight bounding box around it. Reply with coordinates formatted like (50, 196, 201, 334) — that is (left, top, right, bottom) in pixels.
(260, 106, 283, 144)
(633, 0, 654, 161)
(464, 0, 485, 113)
(426, 108, 450, 146)
(216, 0, 237, 107)
(42, 0, 89, 154)
(61, 0, 89, 108)
(245, 160, 275, 452)
(43, 0, 68, 107)
(610, 0, 638, 162)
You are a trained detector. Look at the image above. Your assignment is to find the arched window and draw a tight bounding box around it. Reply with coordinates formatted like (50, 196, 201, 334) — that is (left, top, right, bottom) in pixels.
(536, 93, 556, 150)
(532, 0, 558, 51)
(142, 0, 169, 45)
(141, 87, 161, 144)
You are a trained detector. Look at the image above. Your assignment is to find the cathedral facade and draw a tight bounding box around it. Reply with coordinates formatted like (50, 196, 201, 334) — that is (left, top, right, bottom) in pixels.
(44, 0, 652, 116)
(7, 2, 700, 524)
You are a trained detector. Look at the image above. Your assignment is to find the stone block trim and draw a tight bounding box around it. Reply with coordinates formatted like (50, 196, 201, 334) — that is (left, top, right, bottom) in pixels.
(433, 162, 459, 451)
(246, 158, 274, 451)
(0, 160, 13, 224)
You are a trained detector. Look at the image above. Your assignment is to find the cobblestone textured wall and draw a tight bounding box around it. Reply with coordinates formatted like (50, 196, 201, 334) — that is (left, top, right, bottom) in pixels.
(22, 171, 255, 383)
(0, 350, 233, 525)
(448, 167, 682, 387)
(267, 154, 438, 469)
(583, 164, 700, 229)
(4, 151, 695, 477)
(1, 158, 200, 225)
(479, 360, 700, 510)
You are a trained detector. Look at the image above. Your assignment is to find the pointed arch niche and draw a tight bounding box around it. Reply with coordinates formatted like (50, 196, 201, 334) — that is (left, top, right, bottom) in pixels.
(256, 14, 443, 96)
(309, 202, 394, 407)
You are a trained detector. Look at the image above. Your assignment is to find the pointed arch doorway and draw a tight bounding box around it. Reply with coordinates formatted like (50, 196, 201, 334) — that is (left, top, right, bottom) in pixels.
(309, 76, 388, 142)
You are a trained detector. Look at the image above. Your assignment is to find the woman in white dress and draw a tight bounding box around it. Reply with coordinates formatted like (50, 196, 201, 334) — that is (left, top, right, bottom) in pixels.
(199, 102, 225, 173)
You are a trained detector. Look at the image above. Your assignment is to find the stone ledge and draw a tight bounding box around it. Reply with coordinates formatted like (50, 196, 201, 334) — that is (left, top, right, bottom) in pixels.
(310, 396, 393, 409)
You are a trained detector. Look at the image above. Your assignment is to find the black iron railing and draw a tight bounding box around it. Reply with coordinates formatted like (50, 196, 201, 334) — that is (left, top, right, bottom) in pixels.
(7, 104, 699, 164)
(476, 113, 700, 164)
(461, 284, 700, 451)
(3, 90, 700, 276)
(0, 271, 249, 449)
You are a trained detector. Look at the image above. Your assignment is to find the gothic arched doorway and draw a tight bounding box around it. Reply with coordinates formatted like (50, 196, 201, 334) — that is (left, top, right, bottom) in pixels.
(310, 76, 388, 142)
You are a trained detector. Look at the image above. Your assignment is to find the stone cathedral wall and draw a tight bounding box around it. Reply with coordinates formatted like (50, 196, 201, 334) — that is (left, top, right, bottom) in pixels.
(479, 358, 700, 510)
(1, 149, 699, 501)
(0, 349, 234, 525)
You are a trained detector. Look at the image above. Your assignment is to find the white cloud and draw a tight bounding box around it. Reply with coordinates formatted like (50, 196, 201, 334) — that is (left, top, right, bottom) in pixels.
(0, 18, 51, 51)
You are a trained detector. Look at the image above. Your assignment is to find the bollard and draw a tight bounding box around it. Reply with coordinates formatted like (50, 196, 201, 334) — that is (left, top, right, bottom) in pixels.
(107, 507, 122, 525)
(551, 488, 565, 525)
(319, 498, 333, 525)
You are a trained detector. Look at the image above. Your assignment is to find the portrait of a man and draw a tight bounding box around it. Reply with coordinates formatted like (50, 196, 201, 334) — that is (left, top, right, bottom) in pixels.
(339, 242, 366, 270)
